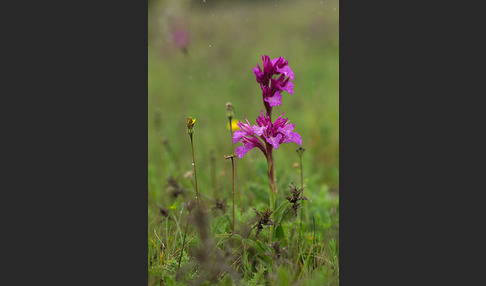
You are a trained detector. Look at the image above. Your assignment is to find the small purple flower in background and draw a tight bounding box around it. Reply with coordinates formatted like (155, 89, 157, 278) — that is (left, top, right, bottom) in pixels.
(253, 55, 294, 110)
(169, 18, 190, 56)
(172, 28, 188, 49)
(233, 110, 302, 159)
(171, 28, 189, 56)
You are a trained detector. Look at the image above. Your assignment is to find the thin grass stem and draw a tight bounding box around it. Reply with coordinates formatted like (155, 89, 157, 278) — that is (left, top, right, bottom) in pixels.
(225, 154, 236, 247)
(229, 117, 243, 213)
(210, 149, 217, 196)
(297, 147, 306, 239)
(231, 156, 235, 247)
(313, 215, 316, 270)
(177, 217, 190, 272)
(189, 134, 199, 206)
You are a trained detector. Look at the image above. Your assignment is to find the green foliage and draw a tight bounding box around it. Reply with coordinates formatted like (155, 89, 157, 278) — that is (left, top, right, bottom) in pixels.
(272, 265, 292, 286)
(247, 264, 268, 286)
(211, 213, 231, 235)
(247, 182, 269, 205)
(274, 200, 291, 225)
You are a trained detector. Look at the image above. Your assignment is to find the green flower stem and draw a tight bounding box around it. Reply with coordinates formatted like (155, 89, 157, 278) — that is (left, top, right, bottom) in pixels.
(266, 149, 277, 211)
(266, 146, 277, 239)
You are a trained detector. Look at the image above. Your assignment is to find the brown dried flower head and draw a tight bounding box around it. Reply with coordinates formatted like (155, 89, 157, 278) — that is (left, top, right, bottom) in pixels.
(267, 241, 287, 260)
(252, 206, 278, 237)
(296, 147, 306, 156)
(286, 182, 310, 216)
(212, 198, 227, 214)
(167, 176, 185, 198)
(159, 207, 169, 217)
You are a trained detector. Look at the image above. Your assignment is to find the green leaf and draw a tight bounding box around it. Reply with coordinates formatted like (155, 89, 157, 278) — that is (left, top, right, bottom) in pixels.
(231, 234, 259, 252)
(272, 201, 290, 240)
(273, 200, 290, 225)
(275, 225, 285, 240)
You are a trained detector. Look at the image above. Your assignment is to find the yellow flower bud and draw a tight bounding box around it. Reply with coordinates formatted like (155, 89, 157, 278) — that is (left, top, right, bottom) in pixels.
(187, 117, 196, 134)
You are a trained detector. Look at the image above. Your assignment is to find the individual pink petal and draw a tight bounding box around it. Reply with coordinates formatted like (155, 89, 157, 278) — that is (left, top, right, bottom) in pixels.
(264, 91, 282, 107)
(253, 65, 264, 83)
(278, 124, 295, 137)
(277, 65, 294, 81)
(233, 130, 246, 144)
(252, 125, 266, 136)
(273, 113, 289, 129)
(262, 55, 273, 77)
(266, 133, 283, 149)
(282, 131, 302, 145)
(237, 118, 254, 134)
(235, 143, 255, 158)
(256, 110, 269, 127)
(281, 80, 294, 95)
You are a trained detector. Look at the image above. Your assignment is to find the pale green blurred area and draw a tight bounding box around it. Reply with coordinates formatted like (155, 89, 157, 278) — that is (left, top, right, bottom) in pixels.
(148, 0, 339, 202)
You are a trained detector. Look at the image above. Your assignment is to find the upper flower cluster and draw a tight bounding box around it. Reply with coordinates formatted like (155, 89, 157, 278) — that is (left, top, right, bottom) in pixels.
(233, 110, 302, 158)
(253, 55, 294, 108)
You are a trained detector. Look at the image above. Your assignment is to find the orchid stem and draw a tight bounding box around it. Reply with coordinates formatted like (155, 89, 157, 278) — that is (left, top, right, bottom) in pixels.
(266, 147, 277, 240)
(266, 151, 277, 211)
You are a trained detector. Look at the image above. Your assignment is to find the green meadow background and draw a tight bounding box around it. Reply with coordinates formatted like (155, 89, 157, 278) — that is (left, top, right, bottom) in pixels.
(148, 0, 338, 202)
(149, 1, 338, 283)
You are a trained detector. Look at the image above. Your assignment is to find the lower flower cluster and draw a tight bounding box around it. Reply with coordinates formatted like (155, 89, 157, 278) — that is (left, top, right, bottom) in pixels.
(233, 110, 302, 158)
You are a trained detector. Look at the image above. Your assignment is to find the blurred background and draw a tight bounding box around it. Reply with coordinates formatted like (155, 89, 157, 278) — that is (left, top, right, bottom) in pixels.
(148, 0, 339, 206)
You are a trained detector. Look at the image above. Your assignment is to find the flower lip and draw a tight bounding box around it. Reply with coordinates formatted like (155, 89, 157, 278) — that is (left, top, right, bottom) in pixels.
(264, 91, 282, 107)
